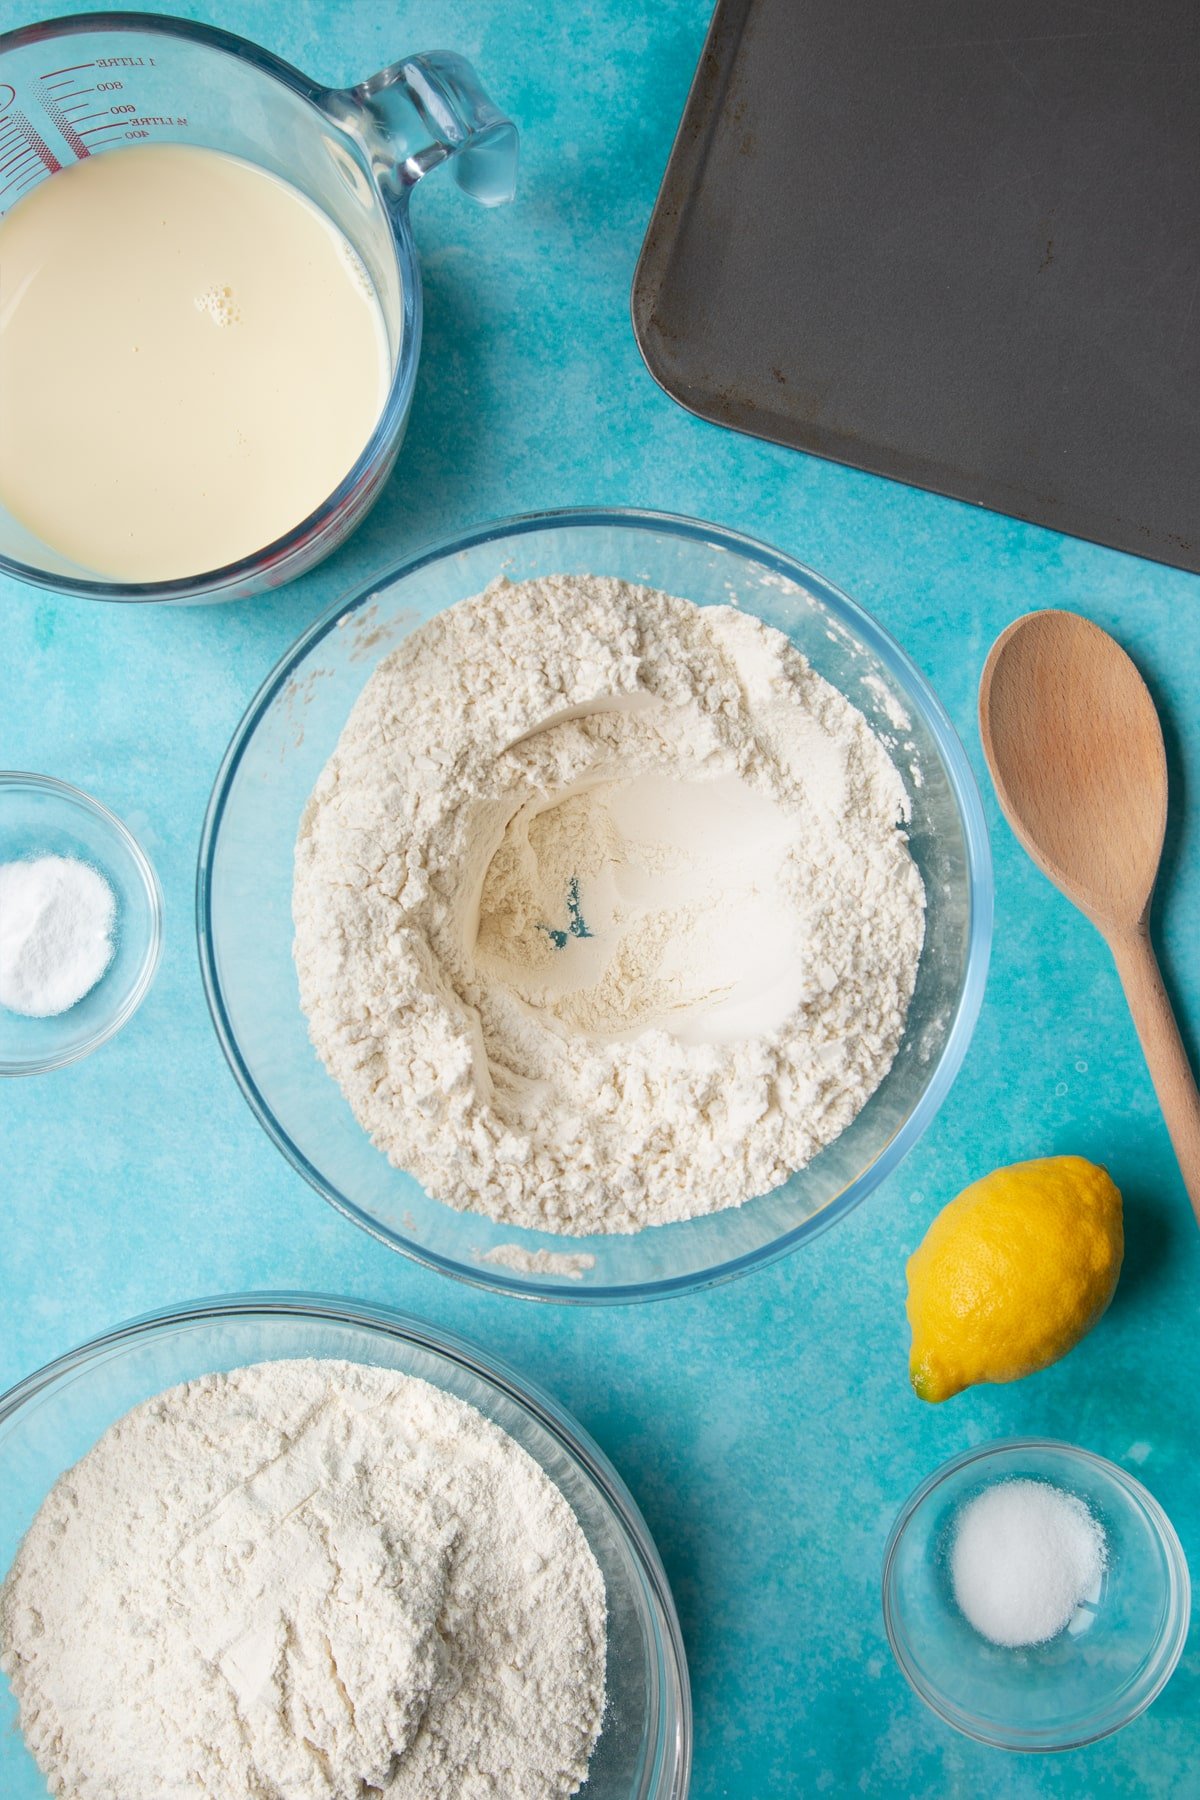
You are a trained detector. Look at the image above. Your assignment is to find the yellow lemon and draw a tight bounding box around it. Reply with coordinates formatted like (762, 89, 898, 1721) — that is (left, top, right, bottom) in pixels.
(906, 1156, 1123, 1403)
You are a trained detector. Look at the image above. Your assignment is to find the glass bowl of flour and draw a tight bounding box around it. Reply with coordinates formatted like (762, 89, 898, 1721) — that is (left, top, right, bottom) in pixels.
(0, 1293, 691, 1798)
(199, 509, 992, 1299)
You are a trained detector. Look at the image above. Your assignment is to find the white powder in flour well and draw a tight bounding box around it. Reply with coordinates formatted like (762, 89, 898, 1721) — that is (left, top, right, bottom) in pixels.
(0, 1359, 606, 1800)
(293, 574, 926, 1235)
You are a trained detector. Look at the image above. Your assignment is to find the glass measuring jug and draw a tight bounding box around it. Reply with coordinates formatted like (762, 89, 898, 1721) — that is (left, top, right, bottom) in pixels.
(0, 13, 517, 603)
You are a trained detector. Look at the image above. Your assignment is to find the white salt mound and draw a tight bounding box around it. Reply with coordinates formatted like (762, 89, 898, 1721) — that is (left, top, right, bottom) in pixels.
(0, 854, 115, 1017)
(951, 1478, 1108, 1648)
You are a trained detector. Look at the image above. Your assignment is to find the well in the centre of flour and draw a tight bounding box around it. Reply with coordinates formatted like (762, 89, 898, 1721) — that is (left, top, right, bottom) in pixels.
(475, 769, 807, 1046)
(293, 572, 926, 1235)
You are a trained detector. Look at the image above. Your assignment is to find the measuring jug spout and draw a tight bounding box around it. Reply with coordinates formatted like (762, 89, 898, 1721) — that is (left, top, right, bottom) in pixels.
(341, 51, 517, 207)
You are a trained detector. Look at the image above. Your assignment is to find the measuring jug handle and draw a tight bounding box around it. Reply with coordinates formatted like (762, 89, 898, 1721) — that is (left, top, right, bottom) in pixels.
(346, 51, 517, 206)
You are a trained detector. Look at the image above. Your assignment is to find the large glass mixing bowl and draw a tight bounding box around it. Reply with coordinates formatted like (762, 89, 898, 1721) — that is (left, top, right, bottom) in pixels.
(199, 510, 992, 1301)
(0, 1294, 691, 1799)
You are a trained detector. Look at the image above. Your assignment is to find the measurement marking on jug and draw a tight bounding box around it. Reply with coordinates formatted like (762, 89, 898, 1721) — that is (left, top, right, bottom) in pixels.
(38, 87, 90, 161)
(16, 115, 58, 167)
(0, 109, 60, 195)
(1, 167, 45, 198)
(21, 66, 171, 168)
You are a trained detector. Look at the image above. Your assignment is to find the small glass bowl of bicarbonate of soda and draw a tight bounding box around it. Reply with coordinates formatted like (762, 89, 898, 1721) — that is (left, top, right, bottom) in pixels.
(0, 773, 162, 1075)
(882, 1439, 1190, 1751)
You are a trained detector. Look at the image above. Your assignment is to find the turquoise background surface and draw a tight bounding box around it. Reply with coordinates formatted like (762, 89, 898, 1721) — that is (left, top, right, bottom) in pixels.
(1, 1, 1197, 1793)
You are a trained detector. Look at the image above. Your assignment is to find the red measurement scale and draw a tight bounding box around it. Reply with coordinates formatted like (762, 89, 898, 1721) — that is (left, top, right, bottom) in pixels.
(0, 57, 182, 203)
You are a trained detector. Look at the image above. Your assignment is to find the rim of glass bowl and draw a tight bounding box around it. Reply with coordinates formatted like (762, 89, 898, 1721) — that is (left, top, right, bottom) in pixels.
(197, 506, 994, 1303)
(881, 1437, 1193, 1753)
(0, 10, 420, 606)
(0, 770, 163, 1076)
(0, 1289, 693, 1800)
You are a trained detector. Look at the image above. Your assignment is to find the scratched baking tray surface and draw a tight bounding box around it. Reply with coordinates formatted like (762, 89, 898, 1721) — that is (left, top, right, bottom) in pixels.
(633, 0, 1200, 572)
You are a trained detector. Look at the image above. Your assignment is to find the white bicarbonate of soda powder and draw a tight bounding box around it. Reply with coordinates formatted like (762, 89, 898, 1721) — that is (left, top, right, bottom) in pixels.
(0, 854, 115, 1016)
(950, 1477, 1107, 1647)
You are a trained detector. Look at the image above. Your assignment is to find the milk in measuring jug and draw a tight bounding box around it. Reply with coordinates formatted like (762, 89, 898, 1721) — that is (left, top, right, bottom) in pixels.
(0, 144, 390, 581)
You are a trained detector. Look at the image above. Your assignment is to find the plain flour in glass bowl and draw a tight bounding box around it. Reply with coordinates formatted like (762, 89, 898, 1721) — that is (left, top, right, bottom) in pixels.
(292, 572, 925, 1236)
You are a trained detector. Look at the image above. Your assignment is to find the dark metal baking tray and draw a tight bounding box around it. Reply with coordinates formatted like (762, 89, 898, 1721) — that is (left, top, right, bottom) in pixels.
(633, 0, 1200, 573)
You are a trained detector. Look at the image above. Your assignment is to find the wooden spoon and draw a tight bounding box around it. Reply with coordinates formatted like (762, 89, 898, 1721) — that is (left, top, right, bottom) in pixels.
(979, 608, 1200, 1222)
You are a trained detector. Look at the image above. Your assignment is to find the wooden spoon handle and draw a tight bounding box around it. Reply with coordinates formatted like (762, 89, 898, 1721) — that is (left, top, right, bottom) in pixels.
(1109, 927, 1200, 1224)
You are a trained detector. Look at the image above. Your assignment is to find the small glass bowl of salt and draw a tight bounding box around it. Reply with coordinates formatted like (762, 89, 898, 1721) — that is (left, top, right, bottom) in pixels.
(882, 1439, 1190, 1751)
(0, 773, 162, 1075)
